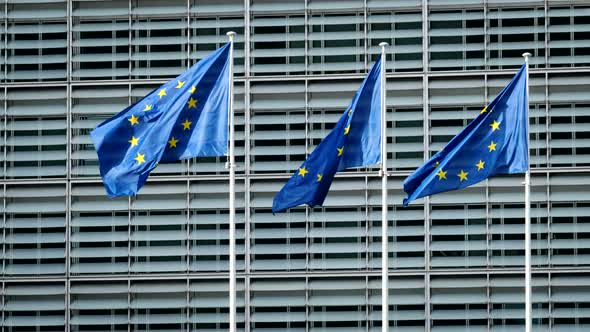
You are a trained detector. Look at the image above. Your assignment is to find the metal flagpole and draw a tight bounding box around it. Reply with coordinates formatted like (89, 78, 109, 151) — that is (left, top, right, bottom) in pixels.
(226, 31, 237, 332)
(379, 41, 389, 332)
(522, 52, 532, 332)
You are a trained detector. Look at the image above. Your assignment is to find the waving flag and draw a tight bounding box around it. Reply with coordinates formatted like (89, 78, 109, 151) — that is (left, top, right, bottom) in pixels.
(403, 64, 528, 206)
(91, 44, 231, 197)
(272, 56, 383, 213)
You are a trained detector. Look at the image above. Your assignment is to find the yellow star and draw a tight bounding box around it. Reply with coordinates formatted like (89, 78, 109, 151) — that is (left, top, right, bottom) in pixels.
(144, 104, 152, 112)
(128, 114, 139, 126)
(348, 109, 353, 116)
(337, 147, 344, 156)
(168, 137, 179, 148)
(480, 106, 487, 114)
(476, 160, 485, 171)
(344, 125, 350, 135)
(175, 80, 185, 89)
(437, 168, 447, 180)
(189, 85, 196, 94)
(187, 97, 198, 109)
(488, 141, 497, 152)
(458, 169, 468, 182)
(157, 88, 167, 99)
(134, 152, 145, 164)
(434, 161, 440, 168)
(128, 136, 139, 147)
(316, 173, 323, 182)
(298, 167, 308, 177)
(490, 120, 501, 132)
(182, 119, 192, 130)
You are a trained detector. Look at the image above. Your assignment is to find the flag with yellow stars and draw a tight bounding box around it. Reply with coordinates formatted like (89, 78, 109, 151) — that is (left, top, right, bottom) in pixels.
(403, 63, 528, 206)
(91, 43, 231, 197)
(272, 56, 383, 213)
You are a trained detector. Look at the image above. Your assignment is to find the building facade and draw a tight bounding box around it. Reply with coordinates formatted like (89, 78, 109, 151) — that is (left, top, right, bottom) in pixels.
(1, 0, 590, 331)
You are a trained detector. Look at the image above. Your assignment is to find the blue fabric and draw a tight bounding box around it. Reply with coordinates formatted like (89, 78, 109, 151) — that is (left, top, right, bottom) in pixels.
(91, 44, 231, 197)
(272, 56, 382, 213)
(403, 64, 528, 206)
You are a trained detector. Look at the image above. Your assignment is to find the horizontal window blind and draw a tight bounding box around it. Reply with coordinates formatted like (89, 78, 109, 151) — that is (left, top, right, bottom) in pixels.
(308, 12, 366, 74)
(250, 278, 306, 330)
(70, 182, 129, 274)
(4, 184, 66, 276)
(189, 278, 246, 328)
(6, 1, 67, 82)
(72, 18, 130, 80)
(488, 7, 545, 70)
(70, 281, 128, 329)
(4, 87, 67, 178)
(189, 180, 246, 272)
(71, 85, 129, 177)
(308, 277, 367, 330)
(547, 6, 590, 68)
(368, 11, 423, 72)
(4, 282, 66, 331)
(251, 14, 305, 76)
(429, 9, 486, 71)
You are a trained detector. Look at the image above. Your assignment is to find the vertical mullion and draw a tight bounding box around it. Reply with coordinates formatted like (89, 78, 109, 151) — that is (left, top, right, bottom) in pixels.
(364, 175, 369, 273)
(186, 178, 190, 273)
(243, 7, 252, 331)
(186, 0, 191, 176)
(127, 279, 131, 332)
(304, 0, 308, 75)
(244, 2, 251, 177)
(422, 1, 431, 331)
(127, 81, 132, 278)
(2, 183, 4, 279)
(363, 176, 369, 330)
(486, 273, 491, 331)
(186, 276, 190, 332)
(2, 85, 5, 186)
(128, 0, 132, 80)
(3, 0, 6, 182)
(186, 0, 190, 68)
(485, 71, 491, 275)
(65, 0, 72, 330)
(546, 170, 552, 332)
(548, 271, 553, 331)
(0, 280, 3, 332)
(305, 275, 309, 332)
(3, 1, 6, 84)
(363, 0, 367, 71)
(484, 0, 488, 70)
(544, 0, 549, 68)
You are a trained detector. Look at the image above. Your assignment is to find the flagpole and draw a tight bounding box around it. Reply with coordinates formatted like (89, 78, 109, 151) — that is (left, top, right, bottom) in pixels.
(378, 41, 389, 332)
(226, 31, 237, 332)
(522, 52, 532, 332)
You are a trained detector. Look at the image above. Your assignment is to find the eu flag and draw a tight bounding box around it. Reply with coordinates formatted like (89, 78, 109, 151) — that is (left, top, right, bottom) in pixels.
(272, 56, 383, 213)
(403, 64, 528, 206)
(91, 44, 231, 197)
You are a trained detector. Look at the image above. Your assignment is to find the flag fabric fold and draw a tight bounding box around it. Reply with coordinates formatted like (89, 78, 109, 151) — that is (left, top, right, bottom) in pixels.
(403, 64, 528, 206)
(91, 43, 231, 197)
(272, 56, 383, 213)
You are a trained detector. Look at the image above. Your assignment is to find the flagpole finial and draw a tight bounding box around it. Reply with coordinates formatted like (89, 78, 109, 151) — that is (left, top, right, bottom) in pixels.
(226, 31, 236, 41)
(379, 42, 389, 48)
(522, 52, 532, 58)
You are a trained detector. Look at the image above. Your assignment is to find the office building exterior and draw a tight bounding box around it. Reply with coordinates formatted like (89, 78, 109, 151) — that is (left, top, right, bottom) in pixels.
(1, 0, 589, 331)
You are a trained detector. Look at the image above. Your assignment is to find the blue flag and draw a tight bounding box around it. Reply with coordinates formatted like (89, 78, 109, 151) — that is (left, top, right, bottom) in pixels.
(403, 64, 528, 206)
(91, 44, 231, 197)
(272, 56, 383, 213)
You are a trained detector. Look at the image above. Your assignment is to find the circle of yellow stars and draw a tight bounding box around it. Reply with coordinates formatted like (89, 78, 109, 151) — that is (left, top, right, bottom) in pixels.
(434, 106, 502, 184)
(126, 80, 200, 165)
